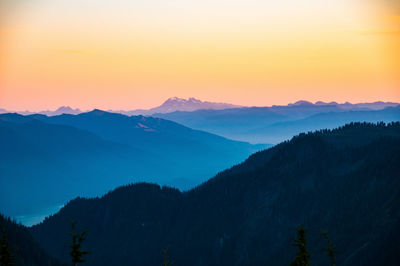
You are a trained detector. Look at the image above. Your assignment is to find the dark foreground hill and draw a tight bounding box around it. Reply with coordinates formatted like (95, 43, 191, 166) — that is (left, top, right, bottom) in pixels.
(31, 122, 400, 266)
(0, 214, 64, 266)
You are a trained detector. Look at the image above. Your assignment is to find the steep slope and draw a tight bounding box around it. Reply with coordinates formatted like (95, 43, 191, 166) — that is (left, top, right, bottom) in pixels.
(0, 214, 64, 266)
(156, 105, 400, 143)
(31, 122, 400, 266)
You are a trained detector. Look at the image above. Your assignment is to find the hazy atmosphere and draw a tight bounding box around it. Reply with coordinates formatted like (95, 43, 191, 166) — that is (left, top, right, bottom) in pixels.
(1, 0, 399, 111)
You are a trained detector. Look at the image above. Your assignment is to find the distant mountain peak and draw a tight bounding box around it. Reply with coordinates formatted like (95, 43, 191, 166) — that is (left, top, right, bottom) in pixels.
(56, 106, 73, 111)
(188, 97, 202, 103)
(315, 101, 338, 106)
(39, 106, 82, 116)
(289, 100, 313, 106)
(121, 97, 242, 115)
(165, 97, 184, 102)
(88, 109, 107, 115)
(163, 97, 208, 105)
(154, 97, 242, 113)
(163, 97, 191, 105)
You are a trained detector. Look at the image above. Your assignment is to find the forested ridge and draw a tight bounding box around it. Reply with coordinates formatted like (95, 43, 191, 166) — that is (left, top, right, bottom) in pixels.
(25, 122, 400, 266)
(0, 214, 64, 266)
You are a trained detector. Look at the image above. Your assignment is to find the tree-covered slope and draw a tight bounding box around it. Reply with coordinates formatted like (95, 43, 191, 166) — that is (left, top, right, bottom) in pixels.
(30, 122, 400, 266)
(0, 214, 64, 266)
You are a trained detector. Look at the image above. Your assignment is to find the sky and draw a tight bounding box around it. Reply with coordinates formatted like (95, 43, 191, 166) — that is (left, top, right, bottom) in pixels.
(0, 0, 399, 111)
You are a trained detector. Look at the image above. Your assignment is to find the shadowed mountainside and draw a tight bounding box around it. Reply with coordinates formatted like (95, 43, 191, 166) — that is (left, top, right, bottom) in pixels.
(31, 122, 400, 266)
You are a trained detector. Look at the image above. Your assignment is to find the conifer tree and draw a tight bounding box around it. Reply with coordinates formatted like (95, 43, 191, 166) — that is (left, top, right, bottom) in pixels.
(0, 228, 13, 266)
(69, 221, 89, 266)
(163, 247, 172, 266)
(322, 231, 336, 266)
(290, 225, 311, 266)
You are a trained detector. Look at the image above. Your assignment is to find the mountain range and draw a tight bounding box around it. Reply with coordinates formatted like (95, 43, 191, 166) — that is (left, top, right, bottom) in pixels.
(0, 106, 82, 116)
(0, 98, 240, 116)
(0, 111, 264, 222)
(2, 98, 399, 145)
(29, 122, 400, 266)
(288, 100, 399, 110)
(1, 100, 399, 223)
(1, 98, 398, 117)
(155, 104, 400, 143)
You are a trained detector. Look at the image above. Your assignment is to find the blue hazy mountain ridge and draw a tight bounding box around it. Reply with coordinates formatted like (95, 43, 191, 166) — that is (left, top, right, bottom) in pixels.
(0, 118, 160, 218)
(29, 109, 266, 163)
(29, 122, 400, 266)
(246, 106, 400, 143)
(155, 103, 400, 143)
(0, 111, 264, 220)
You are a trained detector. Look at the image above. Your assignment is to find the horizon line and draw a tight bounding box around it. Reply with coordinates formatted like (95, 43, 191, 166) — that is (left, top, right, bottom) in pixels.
(1, 98, 399, 113)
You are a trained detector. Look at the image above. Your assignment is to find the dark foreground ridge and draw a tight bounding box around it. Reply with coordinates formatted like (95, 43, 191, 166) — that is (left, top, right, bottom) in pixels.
(0, 214, 64, 266)
(29, 122, 400, 266)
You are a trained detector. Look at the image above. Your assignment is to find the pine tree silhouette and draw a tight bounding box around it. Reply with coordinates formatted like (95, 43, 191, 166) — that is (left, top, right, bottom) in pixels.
(0, 227, 13, 266)
(322, 231, 336, 266)
(69, 221, 89, 266)
(290, 225, 311, 266)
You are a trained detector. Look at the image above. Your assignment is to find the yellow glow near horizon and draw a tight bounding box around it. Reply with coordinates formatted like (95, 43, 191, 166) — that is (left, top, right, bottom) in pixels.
(0, 0, 399, 111)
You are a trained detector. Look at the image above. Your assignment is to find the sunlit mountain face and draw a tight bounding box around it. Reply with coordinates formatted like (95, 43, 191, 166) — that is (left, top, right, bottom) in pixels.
(0, 0, 399, 111)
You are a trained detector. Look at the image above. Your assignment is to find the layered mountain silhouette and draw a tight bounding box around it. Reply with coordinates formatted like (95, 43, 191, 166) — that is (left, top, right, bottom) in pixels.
(113, 99, 399, 116)
(0, 97, 239, 116)
(288, 100, 399, 110)
(30, 122, 400, 266)
(2, 99, 396, 117)
(156, 104, 400, 143)
(1, 106, 83, 116)
(0, 111, 264, 220)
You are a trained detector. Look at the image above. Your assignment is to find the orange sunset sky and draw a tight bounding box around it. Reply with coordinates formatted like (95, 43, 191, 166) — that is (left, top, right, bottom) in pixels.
(0, 0, 399, 111)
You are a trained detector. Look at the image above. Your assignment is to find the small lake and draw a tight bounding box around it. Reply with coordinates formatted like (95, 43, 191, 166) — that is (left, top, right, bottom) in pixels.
(14, 205, 64, 227)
